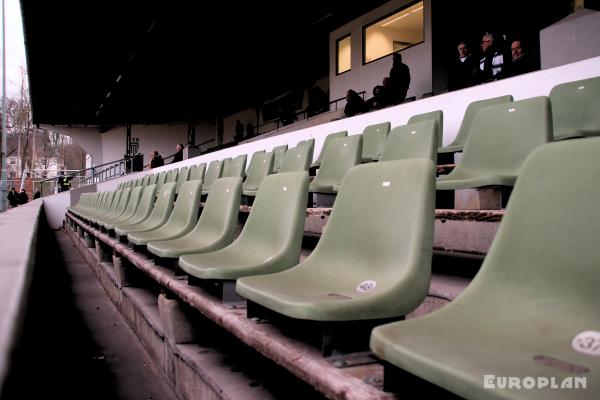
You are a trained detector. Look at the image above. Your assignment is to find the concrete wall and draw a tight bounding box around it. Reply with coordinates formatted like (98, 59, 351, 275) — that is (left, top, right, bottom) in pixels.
(540, 9, 600, 69)
(329, 0, 432, 105)
(45, 126, 103, 167)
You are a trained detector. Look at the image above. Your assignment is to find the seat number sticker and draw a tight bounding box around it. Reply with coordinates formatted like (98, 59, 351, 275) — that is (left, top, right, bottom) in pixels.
(572, 331, 600, 356)
(356, 280, 377, 293)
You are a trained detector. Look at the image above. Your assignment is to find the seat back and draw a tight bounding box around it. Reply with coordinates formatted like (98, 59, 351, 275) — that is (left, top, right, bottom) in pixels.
(446, 96, 552, 180)
(279, 145, 312, 173)
(306, 159, 435, 315)
(159, 180, 203, 233)
(455, 137, 600, 311)
(361, 122, 390, 161)
(243, 151, 274, 192)
(310, 135, 362, 192)
(155, 171, 168, 194)
(380, 120, 438, 163)
(221, 158, 232, 177)
(235, 171, 308, 269)
(125, 184, 158, 225)
(271, 145, 288, 172)
(143, 182, 177, 226)
(111, 187, 132, 217)
(549, 76, 600, 139)
(296, 138, 315, 162)
(202, 160, 224, 193)
(190, 163, 206, 181)
(408, 110, 443, 148)
(312, 131, 347, 167)
(166, 168, 179, 183)
(223, 154, 247, 178)
(148, 173, 159, 186)
(443, 95, 513, 151)
(175, 166, 190, 194)
(115, 185, 144, 222)
(141, 175, 151, 187)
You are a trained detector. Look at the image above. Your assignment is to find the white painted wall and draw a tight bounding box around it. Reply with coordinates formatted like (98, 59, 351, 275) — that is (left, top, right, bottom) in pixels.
(42, 57, 600, 229)
(44, 126, 103, 166)
(329, 0, 432, 105)
(540, 8, 600, 69)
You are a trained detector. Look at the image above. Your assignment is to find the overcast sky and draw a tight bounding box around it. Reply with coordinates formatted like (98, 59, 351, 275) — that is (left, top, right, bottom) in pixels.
(3, 0, 27, 97)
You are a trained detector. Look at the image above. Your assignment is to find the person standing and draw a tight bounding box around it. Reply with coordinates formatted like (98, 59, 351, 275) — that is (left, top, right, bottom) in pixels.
(18, 189, 28, 205)
(171, 144, 184, 164)
(7, 187, 19, 208)
(388, 52, 411, 105)
(479, 33, 504, 83)
(150, 151, 164, 169)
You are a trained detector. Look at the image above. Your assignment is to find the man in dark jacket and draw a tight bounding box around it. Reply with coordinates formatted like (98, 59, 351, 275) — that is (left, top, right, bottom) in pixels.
(7, 187, 18, 208)
(18, 189, 28, 205)
(388, 52, 411, 105)
(171, 144, 184, 164)
(150, 151, 164, 168)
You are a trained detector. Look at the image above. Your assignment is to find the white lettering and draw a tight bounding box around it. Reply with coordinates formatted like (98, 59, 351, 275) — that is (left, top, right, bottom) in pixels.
(483, 375, 495, 389)
(522, 377, 535, 389)
(537, 377, 549, 388)
(508, 377, 521, 389)
(496, 376, 507, 389)
(574, 377, 587, 389)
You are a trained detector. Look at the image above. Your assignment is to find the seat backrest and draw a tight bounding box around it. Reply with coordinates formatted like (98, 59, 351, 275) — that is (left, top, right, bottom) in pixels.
(160, 180, 203, 232)
(450, 96, 552, 178)
(234, 171, 308, 268)
(190, 163, 206, 181)
(444, 95, 513, 150)
(455, 137, 600, 308)
(112, 187, 132, 216)
(148, 173, 159, 185)
(221, 157, 232, 177)
(380, 120, 438, 163)
(296, 138, 315, 162)
(155, 171, 168, 194)
(243, 151, 274, 191)
(118, 185, 144, 221)
(175, 166, 190, 194)
(311, 135, 362, 190)
(141, 175, 151, 187)
(271, 145, 288, 172)
(203, 160, 224, 192)
(312, 131, 347, 166)
(279, 145, 312, 173)
(166, 168, 179, 183)
(549, 76, 600, 139)
(223, 154, 247, 178)
(194, 177, 242, 246)
(145, 182, 177, 225)
(408, 110, 443, 148)
(361, 122, 391, 161)
(126, 184, 158, 224)
(306, 159, 435, 310)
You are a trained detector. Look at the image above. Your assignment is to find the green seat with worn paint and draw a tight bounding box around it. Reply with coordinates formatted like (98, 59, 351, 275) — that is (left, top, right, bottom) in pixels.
(147, 177, 241, 259)
(175, 166, 190, 194)
(271, 145, 288, 172)
(371, 137, 600, 400)
(115, 182, 176, 238)
(437, 96, 551, 190)
(310, 131, 347, 168)
(296, 138, 315, 157)
(128, 180, 203, 246)
(141, 174, 151, 187)
(179, 171, 308, 280)
(190, 163, 206, 181)
(439, 95, 513, 154)
(91, 188, 132, 225)
(106, 184, 157, 231)
(361, 122, 390, 162)
(100, 186, 144, 229)
(155, 171, 168, 194)
(148, 173, 159, 186)
(278, 145, 312, 173)
(549, 76, 600, 141)
(166, 168, 179, 184)
(242, 151, 274, 196)
(408, 110, 443, 150)
(84, 190, 120, 221)
(202, 160, 224, 195)
(309, 135, 362, 194)
(223, 154, 247, 178)
(379, 120, 438, 163)
(237, 158, 435, 321)
(221, 158, 232, 177)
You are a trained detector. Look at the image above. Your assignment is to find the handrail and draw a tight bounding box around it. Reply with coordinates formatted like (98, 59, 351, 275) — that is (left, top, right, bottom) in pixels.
(252, 91, 366, 136)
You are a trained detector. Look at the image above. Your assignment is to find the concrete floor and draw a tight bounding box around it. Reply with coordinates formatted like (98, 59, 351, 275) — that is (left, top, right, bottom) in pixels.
(1, 229, 177, 400)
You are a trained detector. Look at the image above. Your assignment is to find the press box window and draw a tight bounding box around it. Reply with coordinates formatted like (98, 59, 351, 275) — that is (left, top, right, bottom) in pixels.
(336, 35, 351, 74)
(364, 1, 424, 64)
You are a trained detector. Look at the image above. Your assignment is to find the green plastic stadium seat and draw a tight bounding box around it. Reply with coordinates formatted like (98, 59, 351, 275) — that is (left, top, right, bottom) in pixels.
(408, 110, 443, 150)
(237, 158, 435, 321)
(100, 186, 144, 229)
(141, 174, 151, 187)
(437, 96, 551, 190)
(271, 145, 288, 172)
(115, 182, 176, 238)
(91, 188, 132, 225)
(279, 145, 312, 173)
(361, 122, 390, 162)
(379, 120, 438, 163)
(439, 95, 513, 154)
(166, 168, 179, 184)
(311, 131, 347, 168)
(371, 137, 600, 400)
(127, 180, 203, 246)
(155, 171, 168, 194)
(148, 173, 159, 186)
(175, 166, 190, 194)
(202, 160, 224, 195)
(105, 185, 157, 231)
(222, 154, 247, 178)
(549, 76, 600, 141)
(147, 178, 241, 259)
(242, 151, 274, 196)
(309, 135, 362, 194)
(179, 171, 308, 280)
(221, 157, 232, 177)
(190, 163, 206, 181)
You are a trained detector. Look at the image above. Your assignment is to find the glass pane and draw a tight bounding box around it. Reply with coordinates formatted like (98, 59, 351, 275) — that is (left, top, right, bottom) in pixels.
(337, 35, 351, 74)
(364, 1, 424, 63)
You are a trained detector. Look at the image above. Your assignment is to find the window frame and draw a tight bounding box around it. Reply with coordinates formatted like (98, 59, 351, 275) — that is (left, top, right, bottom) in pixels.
(335, 33, 352, 75)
